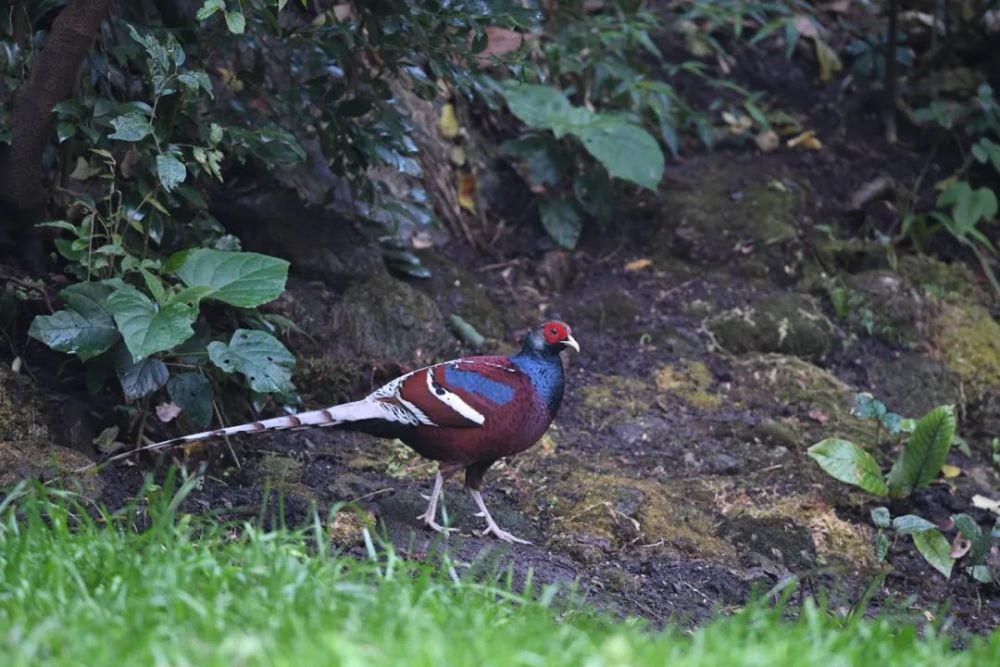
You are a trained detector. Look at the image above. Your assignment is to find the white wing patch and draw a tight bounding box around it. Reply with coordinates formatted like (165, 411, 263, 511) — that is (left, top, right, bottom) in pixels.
(424, 367, 485, 425)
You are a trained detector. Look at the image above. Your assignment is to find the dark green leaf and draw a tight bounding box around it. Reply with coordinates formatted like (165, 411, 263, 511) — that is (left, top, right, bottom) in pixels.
(170, 249, 289, 308)
(116, 356, 169, 401)
(578, 118, 664, 190)
(875, 532, 889, 563)
(504, 83, 573, 131)
(892, 514, 936, 534)
(871, 506, 891, 529)
(195, 0, 225, 20)
(106, 285, 197, 361)
(208, 329, 295, 394)
(539, 197, 582, 250)
(224, 10, 246, 34)
(851, 392, 886, 420)
(807, 438, 888, 496)
(108, 113, 153, 142)
(911, 529, 954, 578)
(968, 565, 994, 583)
(167, 373, 213, 427)
(951, 513, 989, 563)
(886, 405, 956, 497)
(56, 122, 76, 143)
(27, 283, 120, 360)
(156, 154, 187, 192)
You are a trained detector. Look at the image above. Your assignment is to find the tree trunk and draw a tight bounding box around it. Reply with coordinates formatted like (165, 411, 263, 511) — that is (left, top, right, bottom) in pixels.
(0, 0, 112, 232)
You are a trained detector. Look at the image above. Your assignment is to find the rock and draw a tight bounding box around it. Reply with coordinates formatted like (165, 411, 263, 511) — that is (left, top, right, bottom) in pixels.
(708, 293, 834, 361)
(339, 274, 450, 363)
(212, 190, 386, 289)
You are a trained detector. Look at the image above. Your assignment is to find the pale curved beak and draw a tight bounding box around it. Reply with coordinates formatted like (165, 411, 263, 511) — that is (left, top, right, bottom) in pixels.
(562, 335, 580, 353)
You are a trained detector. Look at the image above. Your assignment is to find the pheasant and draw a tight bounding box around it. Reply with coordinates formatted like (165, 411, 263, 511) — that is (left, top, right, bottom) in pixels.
(149, 321, 579, 544)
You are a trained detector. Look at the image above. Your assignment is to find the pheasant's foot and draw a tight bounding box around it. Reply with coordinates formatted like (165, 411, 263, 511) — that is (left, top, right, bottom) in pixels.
(416, 512, 457, 534)
(469, 490, 532, 545)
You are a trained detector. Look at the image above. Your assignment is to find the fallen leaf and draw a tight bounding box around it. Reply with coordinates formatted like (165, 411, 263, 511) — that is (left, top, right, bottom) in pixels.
(972, 495, 1000, 514)
(411, 231, 434, 250)
(438, 103, 460, 139)
(332, 3, 355, 21)
(754, 129, 780, 152)
(722, 110, 752, 134)
(814, 37, 843, 82)
(807, 409, 829, 424)
(822, 0, 852, 13)
(156, 402, 182, 423)
(625, 258, 653, 272)
(787, 130, 822, 150)
(11, 356, 21, 373)
(950, 535, 972, 559)
(923, 610, 935, 622)
(793, 14, 819, 39)
(457, 173, 476, 213)
(449, 145, 466, 166)
(940, 464, 961, 479)
(182, 441, 206, 457)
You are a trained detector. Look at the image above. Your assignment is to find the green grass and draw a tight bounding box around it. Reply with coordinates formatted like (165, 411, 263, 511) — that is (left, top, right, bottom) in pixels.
(1, 474, 997, 667)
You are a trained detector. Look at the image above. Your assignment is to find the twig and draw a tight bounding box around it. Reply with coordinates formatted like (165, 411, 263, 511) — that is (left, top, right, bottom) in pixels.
(213, 400, 241, 470)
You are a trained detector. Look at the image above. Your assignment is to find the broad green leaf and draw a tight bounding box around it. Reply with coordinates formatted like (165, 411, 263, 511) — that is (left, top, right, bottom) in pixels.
(539, 197, 582, 250)
(196, 0, 225, 20)
(937, 182, 998, 233)
(27, 283, 120, 360)
(56, 122, 76, 143)
(116, 356, 169, 401)
(578, 119, 664, 191)
(807, 438, 888, 496)
(208, 329, 294, 394)
(870, 506, 891, 529)
(968, 565, 994, 583)
(167, 373, 213, 427)
(108, 113, 153, 142)
(224, 10, 246, 34)
(107, 285, 197, 361)
(891, 514, 936, 534)
(503, 84, 573, 131)
(156, 154, 187, 192)
(851, 392, 886, 419)
(911, 529, 954, 578)
(886, 405, 956, 497)
(177, 71, 214, 98)
(170, 249, 289, 308)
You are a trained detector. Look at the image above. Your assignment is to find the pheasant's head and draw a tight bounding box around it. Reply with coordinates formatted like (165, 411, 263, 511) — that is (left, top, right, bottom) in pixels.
(522, 321, 579, 356)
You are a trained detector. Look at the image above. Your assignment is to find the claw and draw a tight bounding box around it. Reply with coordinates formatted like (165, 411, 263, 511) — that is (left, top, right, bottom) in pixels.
(469, 489, 532, 545)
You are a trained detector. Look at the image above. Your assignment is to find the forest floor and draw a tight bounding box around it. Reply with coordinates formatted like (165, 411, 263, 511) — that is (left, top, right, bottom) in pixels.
(3, 26, 1000, 639)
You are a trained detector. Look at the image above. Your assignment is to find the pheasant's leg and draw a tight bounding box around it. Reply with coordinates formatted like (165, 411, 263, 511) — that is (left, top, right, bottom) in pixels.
(469, 489, 531, 545)
(416, 471, 455, 533)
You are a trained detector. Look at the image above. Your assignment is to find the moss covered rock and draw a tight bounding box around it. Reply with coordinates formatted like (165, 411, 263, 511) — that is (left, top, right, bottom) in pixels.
(655, 156, 799, 274)
(655, 361, 721, 410)
(340, 274, 450, 363)
(412, 251, 514, 341)
(708, 293, 834, 361)
(929, 302, 1000, 402)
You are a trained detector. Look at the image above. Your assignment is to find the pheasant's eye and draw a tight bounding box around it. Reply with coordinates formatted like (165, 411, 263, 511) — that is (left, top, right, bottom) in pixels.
(549, 327, 558, 336)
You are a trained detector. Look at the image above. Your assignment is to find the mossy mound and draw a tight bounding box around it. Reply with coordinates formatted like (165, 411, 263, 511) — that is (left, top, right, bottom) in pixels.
(340, 274, 450, 364)
(929, 302, 1000, 402)
(0, 440, 101, 499)
(866, 353, 959, 418)
(733, 354, 868, 445)
(293, 357, 367, 407)
(542, 462, 736, 560)
(708, 293, 834, 362)
(897, 254, 991, 306)
(656, 157, 799, 274)
(251, 453, 316, 504)
(842, 271, 927, 346)
(655, 361, 721, 410)
(0, 369, 47, 442)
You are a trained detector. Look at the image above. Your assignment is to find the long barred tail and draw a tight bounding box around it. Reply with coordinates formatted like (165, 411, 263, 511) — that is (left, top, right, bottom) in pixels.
(95, 399, 389, 467)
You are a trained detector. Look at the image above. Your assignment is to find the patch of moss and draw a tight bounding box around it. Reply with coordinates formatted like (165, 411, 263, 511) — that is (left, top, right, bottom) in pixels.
(413, 251, 512, 340)
(897, 254, 989, 305)
(0, 369, 48, 442)
(252, 453, 316, 504)
(655, 361, 721, 410)
(0, 440, 101, 499)
(708, 293, 834, 361)
(579, 374, 651, 420)
(734, 355, 869, 445)
(542, 462, 736, 560)
(929, 302, 1000, 401)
